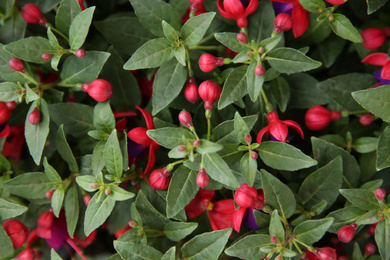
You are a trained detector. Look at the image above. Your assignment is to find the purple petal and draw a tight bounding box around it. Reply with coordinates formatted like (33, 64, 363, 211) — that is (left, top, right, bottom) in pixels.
(374, 69, 390, 85)
(45, 214, 68, 250)
(240, 0, 249, 8)
(272, 2, 293, 15)
(243, 208, 261, 229)
(127, 138, 149, 159)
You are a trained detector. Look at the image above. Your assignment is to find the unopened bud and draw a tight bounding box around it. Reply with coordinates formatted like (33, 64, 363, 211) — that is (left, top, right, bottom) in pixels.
(198, 53, 224, 72)
(91, 183, 99, 189)
(250, 152, 258, 160)
(6, 101, 17, 110)
(81, 83, 90, 92)
(128, 220, 138, 228)
(45, 189, 55, 199)
(359, 115, 375, 126)
(274, 13, 293, 33)
(86, 79, 113, 102)
(270, 236, 278, 244)
(236, 32, 248, 43)
(255, 65, 265, 76)
(83, 194, 91, 206)
(150, 169, 171, 190)
(41, 53, 53, 61)
(21, 3, 47, 26)
(196, 168, 210, 188)
(244, 134, 252, 143)
(328, 15, 334, 22)
(179, 111, 193, 128)
(28, 107, 41, 125)
(105, 187, 111, 196)
(193, 140, 200, 147)
(178, 146, 187, 152)
(184, 78, 200, 103)
(375, 188, 386, 201)
(365, 242, 376, 256)
(9, 58, 25, 73)
(75, 49, 86, 58)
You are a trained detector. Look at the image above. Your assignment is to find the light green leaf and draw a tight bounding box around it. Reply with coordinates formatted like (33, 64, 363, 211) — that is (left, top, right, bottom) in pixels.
(204, 153, 240, 189)
(225, 234, 270, 260)
(218, 65, 248, 109)
(114, 241, 163, 260)
(64, 185, 79, 238)
(164, 222, 198, 242)
(4, 37, 55, 64)
(55, 0, 81, 35)
(56, 125, 79, 172)
(104, 130, 123, 178)
(294, 218, 334, 244)
(214, 32, 251, 53)
(377, 125, 390, 170)
(329, 14, 362, 43)
(109, 185, 135, 201)
(0, 226, 13, 260)
(0, 198, 28, 220)
(181, 12, 215, 46)
(69, 6, 95, 50)
(246, 61, 264, 102)
(375, 220, 390, 260)
(147, 127, 194, 149)
(52, 188, 65, 217)
(0, 82, 23, 102)
(94, 101, 115, 133)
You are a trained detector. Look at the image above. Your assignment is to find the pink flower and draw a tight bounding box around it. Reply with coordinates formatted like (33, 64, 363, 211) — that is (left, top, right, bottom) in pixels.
(149, 168, 171, 190)
(362, 52, 390, 80)
(217, 0, 259, 28)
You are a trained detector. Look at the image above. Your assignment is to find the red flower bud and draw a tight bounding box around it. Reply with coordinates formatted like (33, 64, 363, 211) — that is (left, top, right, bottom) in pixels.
(314, 247, 337, 260)
(337, 224, 357, 243)
(198, 80, 222, 110)
(235, 184, 263, 209)
(21, 4, 47, 26)
(237, 32, 248, 43)
(2, 220, 29, 249)
(81, 83, 90, 92)
(179, 111, 193, 128)
(28, 107, 41, 125)
(105, 187, 111, 196)
(196, 168, 210, 188)
(250, 151, 258, 160)
(15, 248, 35, 260)
(359, 115, 375, 126)
(150, 169, 171, 190)
(83, 194, 91, 206)
(365, 242, 376, 256)
(305, 106, 341, 131)
(361, 28, 387, 50)
(189, 0, 204, 5)
(0, 103, 11, 124)
(9, 58, 25, 73)
(254, 65, 265, 76)
(193, 140, 200, 147)
(41, 53, 53, 61)
(36, 210, 54, 239)
(270, 236, 278, 244)
(86, 79, 113, 102)
(184, 78, 200, 103)
(6, 101, 17, 110)
(324, 0, 348, 4)
(198, 53, 224, 72)
(128, 220, 138, 228)
(244, 134, 251, 143)
(375, 188, 386, 201)
(75, 49, 86, 57)
(274, 13, 293, 33)
(45, 189, 55, 199)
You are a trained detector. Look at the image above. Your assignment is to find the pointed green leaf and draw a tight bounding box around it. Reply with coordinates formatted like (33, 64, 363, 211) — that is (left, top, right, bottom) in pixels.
(93, 101, 115, 133)
(248, 0, 275, 43)
(375, 220, 390, 260)
(0, 198, 27, 220)
(69, 6, 95, 50)
(241, 153, 257, 187)
(24, 84, 39, 103)
(270, 76, 290, 112)
(114, 241, 163, 260)
(44, 157, 62, 183)
(181, 12, 215, 46)
(204, 153, 240, 189)
(4, 37, 55, 64)
(0, 226, 13, 260)
(51, 248, 63, 260)
(55, 0, 81, 35)
(366, 0, 388, 14)
(135, 190, 170, 230)
(0, 82, 23, 102)
(352, 137, 378, 154)
(162, 247, 176, 260)
(270, 210, 285, 243)
(214, 32, 251, 53)
(147, 127, 194, 149)
(92, 140, 106, 176)
(164, 222, 198, 242)
(52, 188, 65, 217)
(104, 130, 123, 178)
(162, 20, 179, 42)
(64, 185, 79, 238)
(109, 185, 135, 201)
(298, 0, 326, 12)
(339, 189, 380, 211)
(47, 27, 59, 48)
(56, 125, 79, 172)
(218, 65, 248, 109)
(225, 234, 270, 260)
(329, 13, 362, 43)
(213, 115, 258, 144)
(294, 218, 334, 244)
(377, 125, 390, 170)
(246, 61, 264, 102)
(174, 45, 186, 66)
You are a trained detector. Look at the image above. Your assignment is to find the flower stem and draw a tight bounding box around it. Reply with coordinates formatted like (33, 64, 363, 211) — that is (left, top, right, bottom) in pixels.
(342, 110, 368, 116)
(207, 117, 211, 141)
(66, 237, 87, 260)
(186, 47, 193, 77)
(188, 45, 224, 51)
(260, 88, 273, 113)
(46, 23, 70, 43)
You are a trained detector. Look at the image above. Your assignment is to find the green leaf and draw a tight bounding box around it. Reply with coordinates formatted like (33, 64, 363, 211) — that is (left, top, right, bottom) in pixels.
(375, 220, 390, 260)
(24, 84, 39, 103)
(135, 190, 170, 230)
(377, 125, 390, 170)
(329, 14, 362, 43)
(164, 222, 198, 242)
(0, 82, 23, 102)
(259, 35, 282, 53)
(248, 0, 275, 43)
(181, 228, 231, 260)
(4, 37, 55, 64)
(69, 6, 95, 50)
(270, 76, 290, 112)
(352, 243, 364, 260)
(75, 175, 99, 192)
(298, 156, 343, 211)
(114, 241, 163, 260)
(218, 65, 248, 109)
(0, 226, 13, 260)
(52, 188, 65, 217)
(261, 169, 296, 218)
(109, 185, 135, 201)
(0, 12, 26, 45)
(162, 20, 179, 42)
(2, 172, 56, 199)
(258, 142, 317, 171)
(51, 248, 63, 260)
(213, 115, 258, 144)
(241, 152, 257, 187)
(0, 0, 14, 17)
(0, 198, 27, 220)
(84, 192, 116, 236)
(49, 103, 94, 137)
(181, 12, 215, 46)
(203, 153, 240, 189)
(196, 139, 223, 154)
(366, 0, 388, 14)
(0, 43, 28, 83)
(293, 218, 334, 244)
(147, 127, 194, 149)
(327, 206, 367, 233)
(174, 45, 186, 66)
(47, 27, 59, 48)
(356, 210, 381, 225)
(267, 47, 322, 74)
(50, 53, 62, 71)
(162, 247, 176, 260)
(270, 210, 285, 243)
(352, 85, 390, 123)
(94, 101, 115, 133)
(312, 35, 346, 68)
(129, 0, 180, 37)
(225, 234, 270, 260)
(64, 185, 79, 238)
(246, 61, 264, 102)
(167, 166, 198, 218)
(352, 137, 378, 154)
(214, 32, 251, 53)
(299, 0, 326, 12)
(151, 59, 187, 115)
(234, 112, 250, 144)
(60, 51, 110, 84)
(340, 189, 380, 211)
(55, 0, 81, 35)
(92, 141, 106, 176)
(44, 157, 62, 183)
(25, 99, 50, 165)
(56, 125, 79, 172)
(104, 130, 123, 178)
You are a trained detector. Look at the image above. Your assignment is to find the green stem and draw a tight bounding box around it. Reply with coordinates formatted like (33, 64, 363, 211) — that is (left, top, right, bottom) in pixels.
(21, 72, 40, 86)
(207, 117, 211, 141)
(188, 45, 224, 51)
(190, 126, 200, 140)
(260, 88, 273, 113)
(342, 110, 368, 116)
(292, 240, 303, 255)
(57, 83, 80, 88)
(46, 23, 70, 43)
(120, 173, 137, 183)
(186, 47, 193, 77)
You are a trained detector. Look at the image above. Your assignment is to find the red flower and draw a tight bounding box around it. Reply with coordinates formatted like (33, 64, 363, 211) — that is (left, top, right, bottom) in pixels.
(28, 108, 41, 125)
(182, 3, 207, 24)
(362, 52, 390, 80)
(271, 0, 309, 38)
(82, 79, 113, 102)
(274, 13, 293, 33)
(2, 219, 30, 249)
(217, 0, 259, 28)
(313, 247, 337, 260)
(305, 106, 341, 131)
(0, 103, 11, 124)
(198, 53, 224, 73)
(256, 111, 304, 144)
(337, 223, 357, 243)
(149, 168, 171, 190)
(361, 28, 389, 50)
(198, 80, 222, 110)
(184, 77, 200, 103)
(2, 125, 25, 161)
(359, 115, 375, 126)
(21, 4, 47, 26)
(324, 0, 348, 4)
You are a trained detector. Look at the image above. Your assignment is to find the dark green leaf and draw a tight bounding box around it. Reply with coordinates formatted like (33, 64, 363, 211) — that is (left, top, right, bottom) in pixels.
(234, 112, 250, 144)
(162, 247, 176, 260)
(196, 139, 223, 154)
(356, 210, 381, 225)
(52, 188, 65, 217)
(162, 20, 179, 42)
(375, 220, 390, 260)
(56, 125, 79, 172)
(246, 61, 264, 102)
(0, 12, 26, 44)
(299, 0, 326, 12)
(109, 185, 135, 201)
(270, 76, 290, 112)
(353, 137, 378, 154)
(92, 141, 106, 177)
(94, 101, 115, 133)
(293, 218, 334, 244)
(47, 27, 59, 48)
(366, 0, 388, 14)
(225, 234, 270, 260)
(270, 210, 285, 243)
(248, 0, 275, 43)
(214, 32, 251, 53)
(0, 226, 13, 260)
(135, 190, 170, 230)
(312, 35, 346, 68)
(64, 185, 79, 238)
(164, 222, 198, 242)
(43, 157, 62, 183)
(4, 37, 55, 64)
(0, 198, 27, 220)
(218, 65, 248, 109)
(204, 153, 240, 189)
(69, 6, 95, 50)
(353, 243, 364, 260)
(0, 82, 23, 102)
(55, 0, 81, 35)
(181, 12, 215, 46)
(339, 189, 380, 211)
(104, 130, 123, 178)
(329, 14, 362, 43)
(377, 125, 390, 170)
(327, 207, 367, 233)
(241, 153, 257, 187)
(114, 241, 163, 260)
(147, 127, 194, 149)
(213, 115, 258, 144)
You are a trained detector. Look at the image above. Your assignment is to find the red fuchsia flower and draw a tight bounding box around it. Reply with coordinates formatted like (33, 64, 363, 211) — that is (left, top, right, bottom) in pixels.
(0, 103, 11, 124)
(133, 70, 155, 107)
(359, 114, 375, 126)
(83, 194, 91, 206)
(2, 125, 25, 161)
(198, 53, 224, 73)
(78, 0, 86, 10)
(196, 168, 210, 188)
(185, 189, 235, 231)
(9, 58, 25, 73)
(15, 248, 35, 260)
(114, 226, 132, 239)
(217, 0, 259, 28)
(274, 13, 293, 33)
(361, 28, 390, 50)
(337, 223, 357, 243)
(2, 219, 30, 249)
(82, 79, 113, 102)
(305, 106, 341, 131)
(198, 80, 222, 110)
(302, 250, 318, 260)
(271, 0, 309, 38)
(21, 4, 47, 26)
(324, 0, 348, 4)
(375, 188, 386, 201)
(256, 111, 304, 144)
(362, 52, 390, 80)
(28, 108, 41, 125)
(225, 47, 239, 56)
(182, 3, 207, 24)
(184, 77, 200, 103)
(149, 168, 171, 190)
(313, 247, 337, 260)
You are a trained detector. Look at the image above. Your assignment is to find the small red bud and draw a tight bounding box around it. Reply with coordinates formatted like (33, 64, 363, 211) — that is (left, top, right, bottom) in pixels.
(328, 16, 334, 22)
(75, 49, 86, 57)
(179, 111, 193, 128)
(28, 107, 41, 125)
(41, 53, 53, 61)
(198, 80, 222, 110)
(305, 106, 341, 131)
(193, 140, 200, 147)
(196, 168, 210, 188)
(198, 53, 224, 72)
(21, 3, 47, 26)
(314, 247, 337, 260)
(128, 220, 138, 228)
(270, 236, 278, 244)
(184, 79, 200, 103)
(236, 32, 248, 43)
(178, 146, 187, 152)
(368, 223, 377, 235)
(91, 183, 99, 189)
(359, 115, 375, 126)
(2, 220, 30, 249)
(150, 169, 171, 190)
(258, 47, 264, 53)
(250, 152, 258, 160)
(9, 58, 25, 73)
(337, 224, 357, 243)
(86, 79, 113, 102)
(274, 13, 293, 33)
(361, 28, 387, 50)
(81, 83, 90, 92)
(6, 101, 17, 110)
(375, 188, 386, 201)
(235, 184, 263, 209)
(254, 65, 265, 76)
(244, 134, 252, 143)
(105, 187, 111, 196)
(0, 103, 11, 124)
(15, 248, 35, 260)
(365, 242, 376, 256)
(83, 194, 91, 206)
(45, 189, 55, 199)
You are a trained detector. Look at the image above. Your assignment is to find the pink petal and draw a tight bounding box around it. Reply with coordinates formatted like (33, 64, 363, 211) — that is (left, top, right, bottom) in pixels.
(381, 61, 390, 80)
(362, 53, 388, 66)
(233, 207, 246, 232)
(136, 106, 154, 130)
(217, 0, 235, 19)
(291, 4, 309, 38)
(284, 120, 304, 139)
(244, 0, 259, 16)
(256, 126, 269, 144)
(268, 121, 289, 142)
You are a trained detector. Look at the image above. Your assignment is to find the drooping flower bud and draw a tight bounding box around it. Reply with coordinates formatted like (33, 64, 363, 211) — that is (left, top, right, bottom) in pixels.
(0, 103, 11, 124)
(83, 194, 91, 206)
(75, 49, 86, 57)
(193, 140, 200, 147)
(359, 115, 375, 126)
(236, 32, 248, 43)
(184, 78, 200, 103)
(274, 13, 293, 33)
(9, 58, 25, 73)
(361, 28, 387, 50)
(196, 168, 210, 188)
(21, 3, 47, 26)
(36, 210, 54, 239)
(305, 105, 341, 131)
(337, 223, 357, 243)
(375, 188, 386, 201)
(2, 220, 30, 249)
(198, 80, 222, 110)
(198, 53, 224, 72)
(105, 187, 111, 196)
(365, 242, 376, 256)
(85, 79, 113, 102)
(45, 189, 55, 199)
(41, 53, 53, 61)
(254, 65, 265, 76)
(6, 101, 17, 110)
(150, 168, 171, 190)
(244, 134, 251, 143)
(179, 111, 193, 128)
(28, 107, 41, 125)
(235, 184, 263, 209)
(313, 247, 337, 260)
(15, 248, 35, 260)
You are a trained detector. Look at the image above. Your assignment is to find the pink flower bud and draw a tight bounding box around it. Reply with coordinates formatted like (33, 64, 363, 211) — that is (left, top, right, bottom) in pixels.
(250, 152, 258, 160)
(198, 80, 222, 110)
(91, 183, 99, 189)
(9, 58, 25, 73)
(75, 49, 86, 57)
(184, 78, 200, 103)
(244, 134, 252, 143)
(361, 28, 387, 50)
(198, 53, 224, 72)
(359, 115, 375, 126)
(196, 168, 210, 188)
(81, 83, 90, 92)
(105, 187, 111, 196)
(6, 101, 17, 110)
(235, 184, 263, 209)
(179, 111, 193, 128)
(15, 248, 35, 260)
(365, 242, 376, 256)
(274, 13, 293, 33)
(21, 3, 47, 26)
(83, 194, 91, 206)
(86, 79, 113, 102)
(375, 188, 386, 201)
(313, 247, 337, 260)
(237, 32, 248, 43)
(337, 224, 357, 243)
(193, 140, 200, 147)
(41, 53, 53, 61)
(178, 146, 187, 152)
(305, 106, 341, 131)
(2, 220, 29, 249)
(0, 103, 11, 124)
(254, 65, 265, 76)
(150, 168, 171, 190)
(45, 189, 55, 199)
(270, 236, 278, 244)
(28, 107, 41, 125)
(128, 220, 138, 228)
